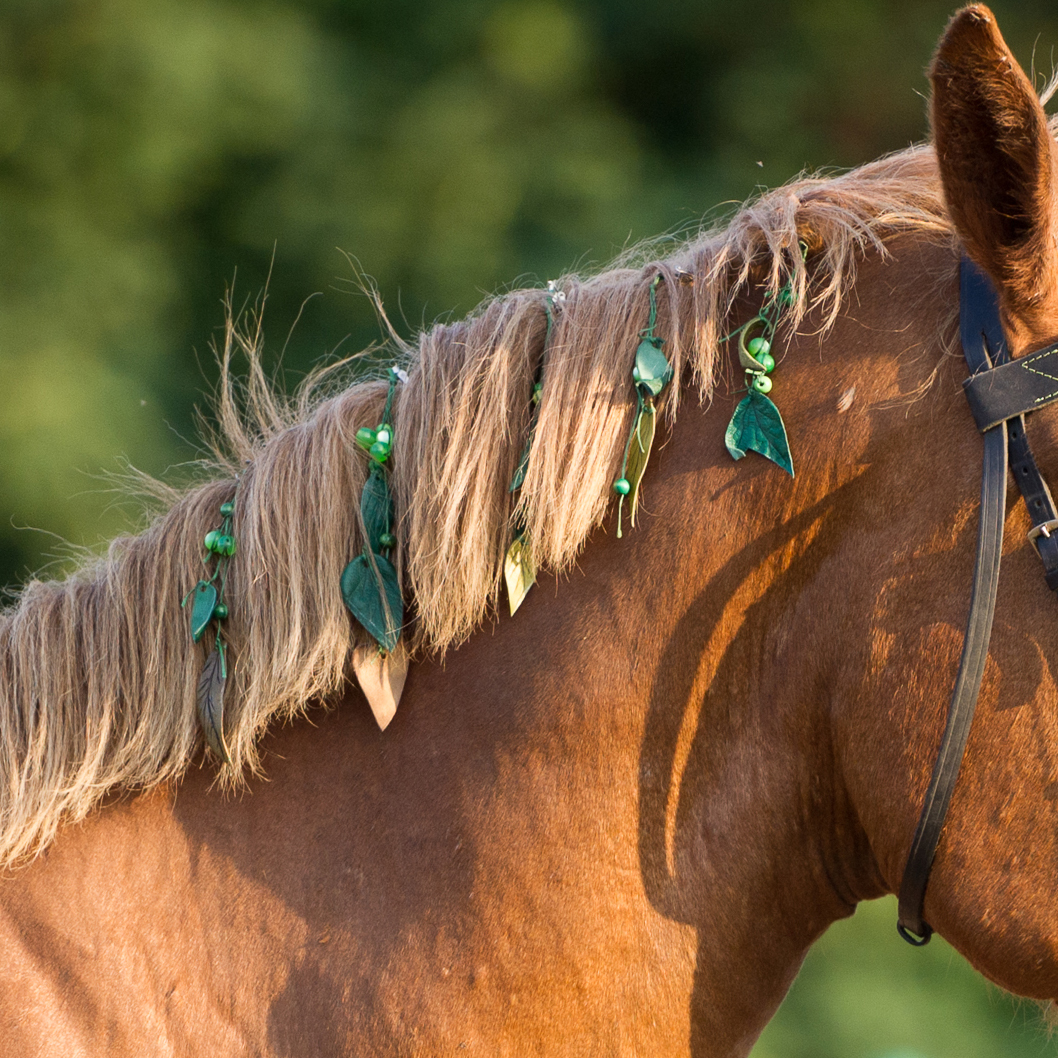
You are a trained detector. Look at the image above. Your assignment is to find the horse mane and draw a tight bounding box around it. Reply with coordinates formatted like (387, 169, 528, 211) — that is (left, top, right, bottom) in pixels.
(0, 140, 955, 867)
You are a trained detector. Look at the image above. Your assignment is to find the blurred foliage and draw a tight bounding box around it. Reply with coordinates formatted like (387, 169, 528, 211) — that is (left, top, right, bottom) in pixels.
(2, 1, 1058, 1053)
(3, 0, 1056, 583)
(752, 897, 1056, 1058)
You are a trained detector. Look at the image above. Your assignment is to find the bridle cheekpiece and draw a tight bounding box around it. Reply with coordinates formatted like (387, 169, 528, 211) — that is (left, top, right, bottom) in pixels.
(897, 257, 1058, 943)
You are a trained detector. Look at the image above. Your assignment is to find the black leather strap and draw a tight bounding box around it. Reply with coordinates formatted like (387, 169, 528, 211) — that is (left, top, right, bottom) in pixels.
(898, 259, 1058, 943)
(897, 259, 1058, 944)
(897, 258, 1009, 943)
(896, 415, 1007, 942)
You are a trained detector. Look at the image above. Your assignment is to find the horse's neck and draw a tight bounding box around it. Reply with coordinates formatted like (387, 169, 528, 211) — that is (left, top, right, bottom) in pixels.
(756, 235, 1058, 1002)
(608, 234, 992, 1026)
(626, 233, 1058, 1016)
(414, 358, 908, 1044)
(14, 234, 1053, 1055)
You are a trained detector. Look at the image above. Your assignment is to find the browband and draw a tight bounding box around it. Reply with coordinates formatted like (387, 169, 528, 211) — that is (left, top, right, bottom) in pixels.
(963, 337, 1058, 431)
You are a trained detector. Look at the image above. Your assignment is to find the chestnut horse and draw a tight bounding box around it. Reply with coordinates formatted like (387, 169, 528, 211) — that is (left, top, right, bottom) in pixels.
(2, 6, 1058, 1056)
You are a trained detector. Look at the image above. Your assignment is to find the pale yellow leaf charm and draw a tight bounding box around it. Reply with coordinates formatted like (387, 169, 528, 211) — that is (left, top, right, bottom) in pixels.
(504, 532, 536, 616)
(353, 643, 409, 730)
(625, 399, 657, 527)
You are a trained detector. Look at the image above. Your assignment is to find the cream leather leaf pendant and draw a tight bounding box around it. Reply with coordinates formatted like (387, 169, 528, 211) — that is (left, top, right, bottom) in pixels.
(504, 531, 536, 616)
(353, 643, 408, 730)
(624, 399, 657, 527)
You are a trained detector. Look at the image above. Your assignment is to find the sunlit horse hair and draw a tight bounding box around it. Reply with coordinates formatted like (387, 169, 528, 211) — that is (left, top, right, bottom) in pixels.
(0, 141, 959, 869)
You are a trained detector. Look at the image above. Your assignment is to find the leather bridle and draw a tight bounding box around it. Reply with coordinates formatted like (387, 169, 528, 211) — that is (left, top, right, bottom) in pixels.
(897, 257, 1058, 944)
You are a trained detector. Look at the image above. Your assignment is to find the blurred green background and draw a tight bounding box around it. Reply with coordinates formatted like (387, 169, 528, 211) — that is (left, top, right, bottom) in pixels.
(2, 1, 1057, 1053)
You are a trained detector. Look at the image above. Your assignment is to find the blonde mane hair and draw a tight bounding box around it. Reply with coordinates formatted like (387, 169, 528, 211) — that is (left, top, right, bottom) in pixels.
(0, 142, 953, 867)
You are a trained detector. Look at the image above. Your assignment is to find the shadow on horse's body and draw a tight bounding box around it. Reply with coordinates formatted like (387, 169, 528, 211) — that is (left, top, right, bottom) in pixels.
(3, 7, 1058, 1056)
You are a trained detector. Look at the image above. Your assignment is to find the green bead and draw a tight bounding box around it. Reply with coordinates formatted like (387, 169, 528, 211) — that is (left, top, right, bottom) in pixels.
(778, 286, 796, 306)
(613, 477, 631, 496)
(219, 502, 234, 517)
(752, 374, 773, 394)
(213, 603, 229, 620)
(376, 426, 392, 445)
(758, 352, 776, 374)
(379, 532, 397, 549)
(632, 365, 642, 382)
(204, 529, 220, 552)
(369, 441, 390, 463)
(216, 534, 236, 556)
(747, 336, 771, 359)
(355, 427, 377, 450)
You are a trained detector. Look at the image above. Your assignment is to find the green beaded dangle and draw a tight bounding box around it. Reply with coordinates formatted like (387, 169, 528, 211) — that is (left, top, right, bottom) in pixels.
(181, 497, 237, 764)
(613, 274, 674, 538)
(504, 285, 561, 616)
(341, 366, 406, 653)
(723, 262, 798, 478)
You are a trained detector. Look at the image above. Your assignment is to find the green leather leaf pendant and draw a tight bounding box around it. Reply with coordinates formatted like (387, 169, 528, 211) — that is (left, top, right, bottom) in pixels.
(504, 531, 536, 616)
(725, 389, 794, 477)
(189, 581, 218, 643)
(634, 337, 673, 397)
(360, 467, 393, 553)
(341, 552, 403, 653)
(196, 645, 232, 765)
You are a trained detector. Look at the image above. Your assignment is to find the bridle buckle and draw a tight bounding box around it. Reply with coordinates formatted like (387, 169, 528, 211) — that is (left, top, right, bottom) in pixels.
(1027, 518, 1058, 548)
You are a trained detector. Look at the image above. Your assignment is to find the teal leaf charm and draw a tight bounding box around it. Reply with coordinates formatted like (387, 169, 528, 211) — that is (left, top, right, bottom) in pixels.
(360, 467, 393, 553)
(634, 337, 673, 397)
(196, 646, 232, 765)
(340, 552, 403, 653)
(188, 581, 218, 643)
(725, 389, 794, 477)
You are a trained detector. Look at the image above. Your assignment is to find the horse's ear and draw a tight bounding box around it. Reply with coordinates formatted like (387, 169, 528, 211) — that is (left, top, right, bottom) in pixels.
(930, 5, 1058, 345)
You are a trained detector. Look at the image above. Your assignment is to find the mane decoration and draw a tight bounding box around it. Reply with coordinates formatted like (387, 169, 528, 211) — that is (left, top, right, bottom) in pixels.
(611, 273, 675, 537)
(182, 496, 237, 763)
(341, 365, 409, 729)
(504, 282, 564, 617)
(341, 365, 406, 653)
(723, 244, 803, 478)
(0, 141, 959, 868)
(346, 276, 673, 724)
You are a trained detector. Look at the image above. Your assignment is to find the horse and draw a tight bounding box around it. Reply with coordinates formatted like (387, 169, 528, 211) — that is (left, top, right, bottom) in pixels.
(2, 5, 1057, 1055)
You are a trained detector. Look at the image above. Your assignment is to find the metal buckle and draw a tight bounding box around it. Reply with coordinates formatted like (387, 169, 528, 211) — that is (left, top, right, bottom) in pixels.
(1027, 519, 1058, 546)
